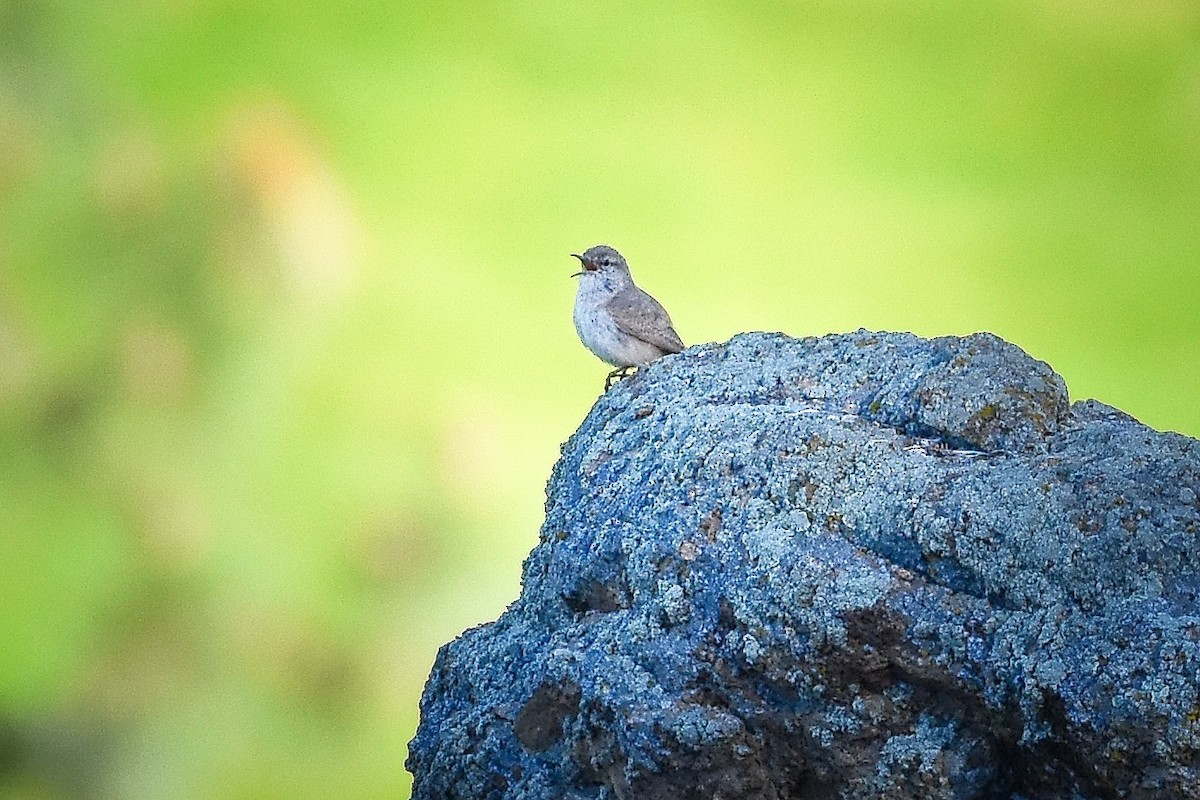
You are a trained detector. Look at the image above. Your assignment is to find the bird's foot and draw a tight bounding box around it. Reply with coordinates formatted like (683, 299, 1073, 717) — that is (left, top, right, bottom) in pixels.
(604, 366, 636, 391)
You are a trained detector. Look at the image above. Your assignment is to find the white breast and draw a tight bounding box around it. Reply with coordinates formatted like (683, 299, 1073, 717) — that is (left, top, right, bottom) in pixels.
(573, 278, 664, 367)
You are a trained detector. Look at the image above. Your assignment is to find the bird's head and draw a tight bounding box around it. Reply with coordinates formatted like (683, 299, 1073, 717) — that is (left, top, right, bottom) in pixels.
(571, 245, 630, 281)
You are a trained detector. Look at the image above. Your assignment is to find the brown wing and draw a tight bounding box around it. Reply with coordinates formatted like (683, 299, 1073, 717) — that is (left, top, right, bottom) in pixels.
(606, 285, 685, 354)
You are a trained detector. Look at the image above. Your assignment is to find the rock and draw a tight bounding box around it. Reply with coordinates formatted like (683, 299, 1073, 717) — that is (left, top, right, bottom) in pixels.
(407, 330, 1200, 800)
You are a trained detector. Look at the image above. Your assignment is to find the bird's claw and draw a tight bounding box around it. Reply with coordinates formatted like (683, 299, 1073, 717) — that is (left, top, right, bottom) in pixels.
(604, 366, 636, 391)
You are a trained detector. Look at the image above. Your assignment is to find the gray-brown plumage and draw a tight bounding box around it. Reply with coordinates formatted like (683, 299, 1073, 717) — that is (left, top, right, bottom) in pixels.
(571, 245, 685, 389)
(607, 285, 685, 355)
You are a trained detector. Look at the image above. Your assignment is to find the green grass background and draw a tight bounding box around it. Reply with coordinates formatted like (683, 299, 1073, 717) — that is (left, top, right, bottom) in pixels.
(1, 1, 1198, 797)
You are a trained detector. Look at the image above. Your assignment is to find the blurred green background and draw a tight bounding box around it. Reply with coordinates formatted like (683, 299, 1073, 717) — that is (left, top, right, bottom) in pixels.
(1, 0, 1198, 797)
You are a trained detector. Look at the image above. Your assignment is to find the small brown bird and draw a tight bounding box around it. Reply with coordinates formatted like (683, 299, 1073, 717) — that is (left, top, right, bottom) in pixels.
(570, 245, 685, 389)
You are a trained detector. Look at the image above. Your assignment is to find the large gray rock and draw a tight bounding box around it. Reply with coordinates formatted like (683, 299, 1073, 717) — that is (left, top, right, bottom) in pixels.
(407, 331, 1200, 799)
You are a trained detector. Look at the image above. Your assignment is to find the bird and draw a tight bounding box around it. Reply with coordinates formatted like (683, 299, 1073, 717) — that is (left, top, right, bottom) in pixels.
(570, 245, 685, 390)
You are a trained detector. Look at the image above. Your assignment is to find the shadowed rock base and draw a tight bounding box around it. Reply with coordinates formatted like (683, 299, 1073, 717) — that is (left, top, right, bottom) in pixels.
(407, 330, 1200, 800)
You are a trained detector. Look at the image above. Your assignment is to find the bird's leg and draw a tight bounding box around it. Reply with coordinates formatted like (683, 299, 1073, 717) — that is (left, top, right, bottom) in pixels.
(604, 366, 636, 391)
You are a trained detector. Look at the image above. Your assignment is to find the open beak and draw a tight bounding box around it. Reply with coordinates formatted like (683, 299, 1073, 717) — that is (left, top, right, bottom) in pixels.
(570, 253, 596, 277)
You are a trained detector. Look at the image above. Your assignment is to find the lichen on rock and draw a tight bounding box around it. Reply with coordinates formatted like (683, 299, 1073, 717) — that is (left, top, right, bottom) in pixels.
(408, 330, 1200, 800)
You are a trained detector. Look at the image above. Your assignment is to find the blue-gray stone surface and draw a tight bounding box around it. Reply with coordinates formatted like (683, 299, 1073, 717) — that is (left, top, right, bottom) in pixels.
(407, 330, 1200, 799)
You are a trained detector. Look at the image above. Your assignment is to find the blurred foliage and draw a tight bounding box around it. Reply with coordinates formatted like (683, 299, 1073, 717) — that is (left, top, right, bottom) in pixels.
(0, 0, 1198, 797)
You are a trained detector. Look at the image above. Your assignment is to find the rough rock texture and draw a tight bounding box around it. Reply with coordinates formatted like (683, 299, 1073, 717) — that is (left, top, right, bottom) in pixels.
(407, 331, 1200, 800)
